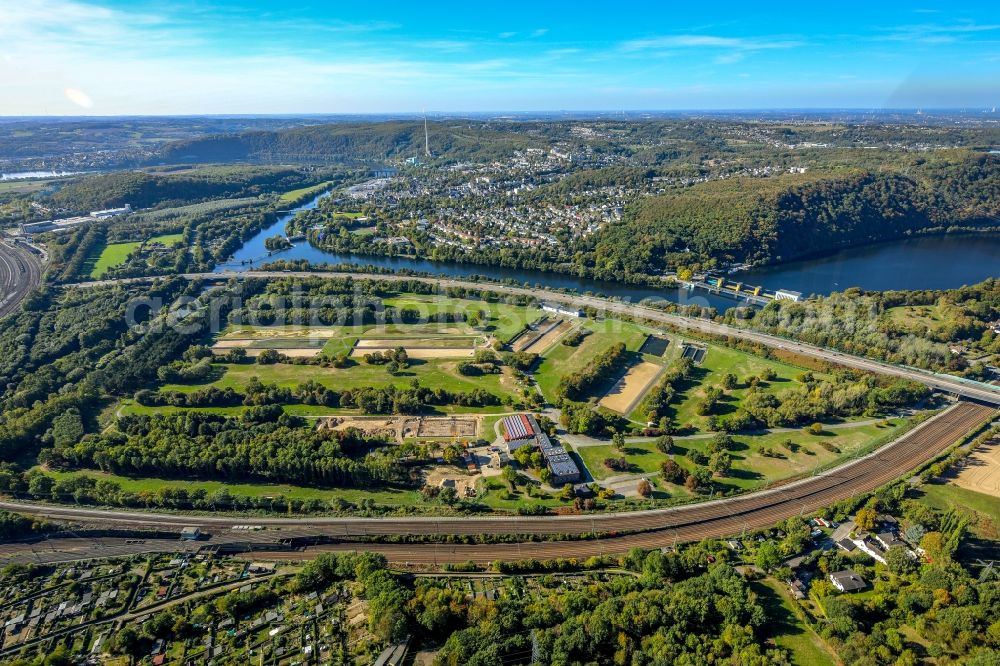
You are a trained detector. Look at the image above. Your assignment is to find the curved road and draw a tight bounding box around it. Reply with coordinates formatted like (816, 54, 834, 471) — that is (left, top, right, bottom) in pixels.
(0, 240, 42, 319)
(73, 269, 1000, 406)
(0, 401, 992, 564)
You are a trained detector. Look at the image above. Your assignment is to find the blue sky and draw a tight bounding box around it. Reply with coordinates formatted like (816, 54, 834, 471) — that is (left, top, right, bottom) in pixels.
(1, 0, 998, 115)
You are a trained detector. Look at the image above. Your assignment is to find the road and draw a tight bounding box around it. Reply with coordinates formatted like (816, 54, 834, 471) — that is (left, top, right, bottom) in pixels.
(0, 401, 992, 565)
(72, 270, 1000, 406)
(0, 240, 42, 319)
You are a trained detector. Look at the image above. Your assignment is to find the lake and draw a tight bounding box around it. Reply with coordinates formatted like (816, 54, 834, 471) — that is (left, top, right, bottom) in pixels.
(216, 192, 999, 308)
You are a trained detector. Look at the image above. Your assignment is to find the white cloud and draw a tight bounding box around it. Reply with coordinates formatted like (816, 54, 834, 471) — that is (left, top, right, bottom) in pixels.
(621, 34, 803, 51)
(64, 88, 93, 108)
(881, 21, 1000, 44)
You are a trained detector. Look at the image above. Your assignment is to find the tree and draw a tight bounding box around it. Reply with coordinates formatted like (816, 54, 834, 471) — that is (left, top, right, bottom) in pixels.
(655, 435, 673, 454)
(637, 479, 653, 497)
(855, 507, 878, 532)
(50, 408, 84, 448)
(809, 422, 824, 436)
(708, 452, 733, 477)
(257, 348, 280, 365)
(501, 465, 518, 488)
(612, 430, 626, 452)
(885, 545, 917, 575)
(438, 486, 458, 506)
(754, 541, 782, 572)
(111, 625, 150, 666)
(721, 373, 738, 390)
(920, 531, 948, 563)
(442, 446, 461, 466)
(660, 459, 684, 485)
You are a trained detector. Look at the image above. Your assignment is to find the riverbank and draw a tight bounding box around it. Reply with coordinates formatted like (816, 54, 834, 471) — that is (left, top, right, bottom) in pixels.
(215, 192, 1000, 308)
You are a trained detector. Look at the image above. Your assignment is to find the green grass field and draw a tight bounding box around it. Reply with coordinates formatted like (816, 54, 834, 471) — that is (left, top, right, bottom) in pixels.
(89, 233, 185, 277)
(534, 318, 653, 401)
(752, 578, 838, 666)
(89, 241, 140, 277)
(36, 467, 424, 506)
(668, 345, 817, 433)
(279, 181, 332, 203)
(169, 360, 512, 409)
(913, 483, 1000, 535)
(575, 419, 909, 490)
(148, 232, 184, 246)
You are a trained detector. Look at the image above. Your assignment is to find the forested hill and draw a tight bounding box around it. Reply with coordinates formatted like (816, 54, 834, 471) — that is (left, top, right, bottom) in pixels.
(153, 121, 547, 165)
(599, 152, 1000, 271)
(49, 166, 321, 212)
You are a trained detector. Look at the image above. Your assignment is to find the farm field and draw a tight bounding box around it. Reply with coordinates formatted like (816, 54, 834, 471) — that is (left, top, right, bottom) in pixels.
(949, 440, 1000, 498)
(574, 418, 911, 491)
(914, 483, 1000, 529)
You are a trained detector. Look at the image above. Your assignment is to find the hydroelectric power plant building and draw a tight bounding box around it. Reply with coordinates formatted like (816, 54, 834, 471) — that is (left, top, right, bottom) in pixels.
(500, 414, 581, 485)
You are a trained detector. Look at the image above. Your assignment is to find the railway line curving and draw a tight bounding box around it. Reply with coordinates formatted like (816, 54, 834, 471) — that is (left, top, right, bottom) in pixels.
(0, 240, 42, 319)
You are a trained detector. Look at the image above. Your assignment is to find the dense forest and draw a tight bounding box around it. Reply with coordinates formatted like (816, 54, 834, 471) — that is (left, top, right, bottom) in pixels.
(154, 121, 548, 165)
(49, 166, 324, 213)
(592, 153, 1000, 275)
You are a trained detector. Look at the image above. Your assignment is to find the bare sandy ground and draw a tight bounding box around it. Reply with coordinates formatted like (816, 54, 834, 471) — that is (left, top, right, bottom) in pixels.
(349, 347, 475, 359)
(521, 320, 573, 353)
(952, 441, 1000, 498)
(354, 337, 476, 349)
(599, 361, 663, 414)
(243, 347, 321, 358)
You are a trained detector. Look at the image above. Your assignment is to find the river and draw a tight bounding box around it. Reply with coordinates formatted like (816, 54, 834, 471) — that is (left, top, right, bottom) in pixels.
(0, 170, 81, 180)
(215, 192, 999, 308)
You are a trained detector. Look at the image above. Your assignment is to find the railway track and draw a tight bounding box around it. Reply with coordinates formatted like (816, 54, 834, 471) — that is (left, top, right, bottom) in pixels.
(0, 401, 993, 565)
(0, 240, 42, 319)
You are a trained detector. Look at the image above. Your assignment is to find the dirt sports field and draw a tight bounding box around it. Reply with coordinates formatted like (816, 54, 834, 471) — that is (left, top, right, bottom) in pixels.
(598, 361, 663, 414)
(512, 320, 573, 353)
(349, 346, 474, 359)
(319, 416, 480, 442)
(951, 440, 1000, 498)
(523, 320, 574, 353)
(211, 338, 324, 357)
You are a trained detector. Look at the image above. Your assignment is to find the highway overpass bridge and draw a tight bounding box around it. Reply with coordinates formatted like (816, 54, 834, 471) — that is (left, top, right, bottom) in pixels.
(72, 269, 1000, 407)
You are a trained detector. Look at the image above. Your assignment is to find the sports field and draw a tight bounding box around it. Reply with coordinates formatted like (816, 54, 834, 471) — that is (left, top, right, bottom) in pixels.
(599, 360, 664, 414)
